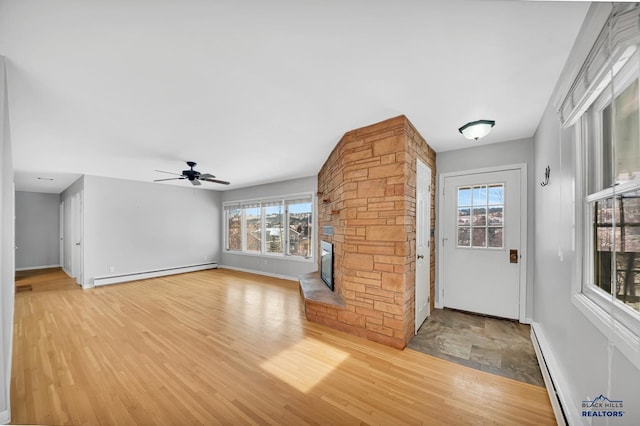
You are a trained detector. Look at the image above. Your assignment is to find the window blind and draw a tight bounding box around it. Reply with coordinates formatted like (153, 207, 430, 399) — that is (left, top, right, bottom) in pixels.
(558, 6, 640, 127)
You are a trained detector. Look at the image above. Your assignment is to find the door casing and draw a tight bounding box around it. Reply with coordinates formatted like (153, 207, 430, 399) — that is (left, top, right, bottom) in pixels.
(437, 164, 528, 323)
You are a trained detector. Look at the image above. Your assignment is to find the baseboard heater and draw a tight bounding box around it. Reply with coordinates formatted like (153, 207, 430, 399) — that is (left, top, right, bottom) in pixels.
(93, 262, 218, 286)
(531, 323, 569, 426)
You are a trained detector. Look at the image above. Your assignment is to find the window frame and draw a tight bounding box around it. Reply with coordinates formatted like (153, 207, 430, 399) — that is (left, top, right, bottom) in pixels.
(222, 192, 315, 263)
(569, 40, 640, 368)
(580, 52, 640, 338)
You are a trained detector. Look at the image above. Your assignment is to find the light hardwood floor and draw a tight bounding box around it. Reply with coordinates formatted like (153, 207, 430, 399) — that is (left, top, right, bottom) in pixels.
(11, 268, 556, 425)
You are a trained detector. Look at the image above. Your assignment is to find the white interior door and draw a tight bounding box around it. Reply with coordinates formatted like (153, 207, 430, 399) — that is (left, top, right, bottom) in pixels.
(415, 160, 431, 333)
(70, 191, 83, 285)
(59, 201, 64, 267)
(442, 169, 521, 319)
(70, 194, 77, 277)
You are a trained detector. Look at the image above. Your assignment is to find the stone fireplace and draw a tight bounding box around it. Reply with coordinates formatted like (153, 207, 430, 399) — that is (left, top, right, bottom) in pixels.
(301, 115, 436, 349)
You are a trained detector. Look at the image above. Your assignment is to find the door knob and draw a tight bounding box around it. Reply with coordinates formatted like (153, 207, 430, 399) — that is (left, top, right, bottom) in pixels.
(417, 254, 424, 259)
(509, 249, 518, 263)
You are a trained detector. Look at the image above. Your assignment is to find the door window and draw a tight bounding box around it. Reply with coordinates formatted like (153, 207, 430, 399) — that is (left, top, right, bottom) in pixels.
(457, 184, 504, 249)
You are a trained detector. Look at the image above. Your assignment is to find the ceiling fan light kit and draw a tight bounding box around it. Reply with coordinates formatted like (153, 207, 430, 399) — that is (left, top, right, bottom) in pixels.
(458, 119, 495, 141)
(154, 161, 230, 186)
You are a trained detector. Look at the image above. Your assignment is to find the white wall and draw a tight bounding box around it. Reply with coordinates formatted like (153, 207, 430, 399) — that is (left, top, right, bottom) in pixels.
(534, 100, 640, 425)
(0, 57, 15, 424)
(436, 138, 535, 320)
(15, 192, 60, 270)
(81, 175, 221, 285)
(532, 4, 640, 424)
(221, 176, 318, 279)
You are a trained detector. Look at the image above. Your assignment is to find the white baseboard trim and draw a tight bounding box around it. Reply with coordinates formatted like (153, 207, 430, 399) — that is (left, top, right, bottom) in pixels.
(0, 408, 10, 425)
(15, 264, 61, 271)
(531, 322, 579, 426)
(218, 264, 299, 282)
(93, 262, 218, 286)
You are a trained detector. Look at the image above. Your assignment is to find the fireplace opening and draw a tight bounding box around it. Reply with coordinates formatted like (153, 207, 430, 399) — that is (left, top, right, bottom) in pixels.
(320, 240, 334, 291)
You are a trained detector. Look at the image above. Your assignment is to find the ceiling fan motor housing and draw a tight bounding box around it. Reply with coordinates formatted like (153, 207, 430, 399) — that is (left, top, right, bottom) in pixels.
(182, 170, 199, 179)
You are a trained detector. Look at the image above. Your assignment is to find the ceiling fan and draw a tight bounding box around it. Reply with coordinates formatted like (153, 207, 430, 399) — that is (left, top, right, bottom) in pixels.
(154, 161, 230, 186)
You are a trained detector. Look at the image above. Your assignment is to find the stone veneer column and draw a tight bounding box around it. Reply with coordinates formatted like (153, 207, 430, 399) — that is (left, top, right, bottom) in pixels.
(308, 115, 436, 349)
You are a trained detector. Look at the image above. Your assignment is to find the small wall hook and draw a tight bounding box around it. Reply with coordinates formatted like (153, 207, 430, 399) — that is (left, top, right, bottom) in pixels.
(540, 165, 551, 187)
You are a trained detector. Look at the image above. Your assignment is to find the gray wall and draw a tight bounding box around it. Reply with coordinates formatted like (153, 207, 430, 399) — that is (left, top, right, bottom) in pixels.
(81, 175, 221, 285)
(436, 138, 535, 320)
(221, 176, 317, 279)
(533, 3, 640, 424)
(15, 192, 60, 270)
(0, 57, 15, 423)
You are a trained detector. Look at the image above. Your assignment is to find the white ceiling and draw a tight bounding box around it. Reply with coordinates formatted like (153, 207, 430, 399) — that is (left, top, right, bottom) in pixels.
(0, 0, 589, 193)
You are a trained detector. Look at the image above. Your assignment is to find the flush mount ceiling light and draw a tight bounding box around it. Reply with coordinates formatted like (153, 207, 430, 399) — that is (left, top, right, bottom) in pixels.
(458, 119, 495, 141)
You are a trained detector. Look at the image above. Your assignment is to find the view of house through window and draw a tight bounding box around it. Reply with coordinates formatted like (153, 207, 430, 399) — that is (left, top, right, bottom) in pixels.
(224, 195, 313, 259)
(457, 184, 504, 248)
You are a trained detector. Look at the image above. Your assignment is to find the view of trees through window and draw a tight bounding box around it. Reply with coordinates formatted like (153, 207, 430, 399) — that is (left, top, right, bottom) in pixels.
(593, 191, 640, 312)
(224, 196, 313, 258)
(227, 207, 241, 251)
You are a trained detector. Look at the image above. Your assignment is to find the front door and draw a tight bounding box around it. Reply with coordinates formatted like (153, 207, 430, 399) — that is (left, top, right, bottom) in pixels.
(442, 169, 521, 319)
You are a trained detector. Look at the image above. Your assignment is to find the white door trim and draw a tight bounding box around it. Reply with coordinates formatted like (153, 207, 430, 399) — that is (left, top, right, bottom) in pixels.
(437, 163, 528, 322)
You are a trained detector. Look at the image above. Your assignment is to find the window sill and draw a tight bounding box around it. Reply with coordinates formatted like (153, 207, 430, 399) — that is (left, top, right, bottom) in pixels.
(572, 293, 640, 370)
(223, 250, 315, 263)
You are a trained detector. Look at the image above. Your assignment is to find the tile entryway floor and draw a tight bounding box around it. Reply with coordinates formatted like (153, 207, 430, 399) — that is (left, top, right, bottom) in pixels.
(408, 308, 544, 387)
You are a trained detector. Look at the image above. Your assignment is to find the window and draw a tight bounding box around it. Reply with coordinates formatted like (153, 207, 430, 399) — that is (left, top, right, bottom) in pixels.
(456, 184, 504, 249)
(224, 194, 314, 259)
(226, 204, 241, 251)
(264, 201, 284, 254)
(286, 198, 313, 257)
(244, 203, 262, 253)
(559, 4, 640, 368)
(583, 49, 640, 332)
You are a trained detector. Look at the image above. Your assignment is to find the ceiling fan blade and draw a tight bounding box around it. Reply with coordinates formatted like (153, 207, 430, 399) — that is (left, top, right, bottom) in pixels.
(202, 178, 230, 185)
(154, 170, 183, 176)
(199, 173, 216, 179)
(190, 179, 202, 186)
(154, 177, 184, 182)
